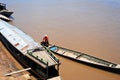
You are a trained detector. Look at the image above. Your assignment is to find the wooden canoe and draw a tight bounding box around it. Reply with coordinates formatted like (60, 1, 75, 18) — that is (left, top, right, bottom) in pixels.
(48, 45, 120, 74)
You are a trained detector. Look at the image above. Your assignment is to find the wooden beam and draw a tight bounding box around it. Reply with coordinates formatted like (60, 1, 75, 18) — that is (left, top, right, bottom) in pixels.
(4, 68, 31, 76)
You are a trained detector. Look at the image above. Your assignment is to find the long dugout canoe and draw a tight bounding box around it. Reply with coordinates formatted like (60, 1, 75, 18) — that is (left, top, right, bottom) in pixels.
(48, 45, 120, 74)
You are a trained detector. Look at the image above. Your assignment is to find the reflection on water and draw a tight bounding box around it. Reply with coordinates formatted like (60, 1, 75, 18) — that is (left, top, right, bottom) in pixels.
(2, 0, 120, 80)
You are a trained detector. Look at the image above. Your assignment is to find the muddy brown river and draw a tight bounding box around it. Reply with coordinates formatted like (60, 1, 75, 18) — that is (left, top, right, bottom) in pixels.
(1, 0, 120, 80)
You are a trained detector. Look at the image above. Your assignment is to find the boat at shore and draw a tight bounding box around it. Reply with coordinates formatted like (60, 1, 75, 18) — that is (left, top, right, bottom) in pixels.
(0, 20, 61, 80)
(0, 14, 12, 21)
(47, 45, 120, 74)
(0, 3, 13, 17)
(0, 3, 13, 21)
(0, 10, 13, 17)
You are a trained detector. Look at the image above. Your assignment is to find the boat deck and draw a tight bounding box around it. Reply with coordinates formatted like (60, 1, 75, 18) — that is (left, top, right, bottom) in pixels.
(26, 49, 58, 68)
(0, 20, 59, 68)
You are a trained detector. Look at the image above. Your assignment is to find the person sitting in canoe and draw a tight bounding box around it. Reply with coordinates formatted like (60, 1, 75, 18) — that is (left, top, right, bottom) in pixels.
(41, 34, 49, 47)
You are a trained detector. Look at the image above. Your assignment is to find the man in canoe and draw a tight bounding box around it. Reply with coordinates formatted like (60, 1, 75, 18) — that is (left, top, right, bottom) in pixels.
(41, 34, 49, 47)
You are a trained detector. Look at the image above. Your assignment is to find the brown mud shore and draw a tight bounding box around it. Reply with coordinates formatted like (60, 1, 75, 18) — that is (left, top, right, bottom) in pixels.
(0, 41, 36, 80)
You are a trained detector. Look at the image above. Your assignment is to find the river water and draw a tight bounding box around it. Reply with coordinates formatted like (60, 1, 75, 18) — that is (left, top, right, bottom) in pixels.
(2, 0, 120, 80)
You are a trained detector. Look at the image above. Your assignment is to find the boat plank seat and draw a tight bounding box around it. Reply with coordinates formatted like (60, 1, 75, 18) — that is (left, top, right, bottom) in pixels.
(63, 52, 77, 58)
(75, 54, 83, 58)
(57, 49, 66, 54)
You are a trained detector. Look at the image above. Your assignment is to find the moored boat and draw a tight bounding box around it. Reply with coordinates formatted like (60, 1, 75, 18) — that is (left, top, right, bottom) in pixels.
(48, 45, 120, 74)
(0, 10, 13, 17)
(0, 20, 61, 80)
(0, 3, 13, 18)
(0, 3, 6, 10)
(0, 14, 12, 21)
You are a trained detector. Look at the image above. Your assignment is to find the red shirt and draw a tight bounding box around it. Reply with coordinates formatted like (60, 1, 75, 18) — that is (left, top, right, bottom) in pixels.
(43, 36, 49, 42)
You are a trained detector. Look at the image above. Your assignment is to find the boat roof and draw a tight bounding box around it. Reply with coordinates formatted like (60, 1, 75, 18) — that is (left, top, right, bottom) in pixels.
(0, 3, 6, 7)
(0, 20, 59, 68)
(0, 3, 6, 10)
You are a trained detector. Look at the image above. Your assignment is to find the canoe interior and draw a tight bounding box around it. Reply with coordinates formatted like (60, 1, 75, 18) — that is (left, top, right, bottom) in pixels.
(49, 45, 120, 74)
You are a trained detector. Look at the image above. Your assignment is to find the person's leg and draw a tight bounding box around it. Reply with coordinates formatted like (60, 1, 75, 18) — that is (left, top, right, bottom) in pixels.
(45, 41, 49, 47)
(41, 41, 45, 46)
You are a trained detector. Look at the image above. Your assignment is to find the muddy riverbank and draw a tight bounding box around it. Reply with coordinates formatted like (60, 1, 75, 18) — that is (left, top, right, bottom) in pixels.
(0, 42, 36, 80)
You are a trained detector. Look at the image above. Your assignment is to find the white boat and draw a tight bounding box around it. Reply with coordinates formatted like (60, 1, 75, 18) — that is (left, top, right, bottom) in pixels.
(0, 20, 61, 80)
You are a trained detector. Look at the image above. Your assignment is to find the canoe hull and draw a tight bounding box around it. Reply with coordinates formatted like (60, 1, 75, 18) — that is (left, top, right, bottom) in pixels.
(49, 45, 120, 74)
